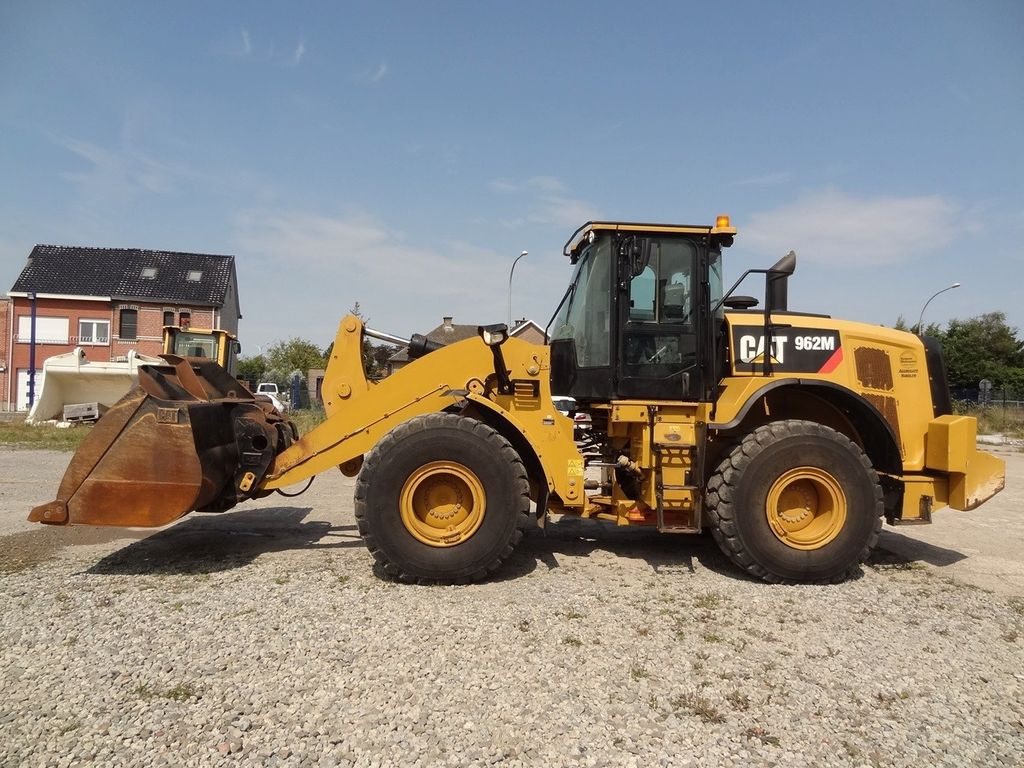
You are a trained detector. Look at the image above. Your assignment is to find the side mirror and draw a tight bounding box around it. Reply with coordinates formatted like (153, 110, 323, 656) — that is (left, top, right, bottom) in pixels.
(619, 236, 652, 277)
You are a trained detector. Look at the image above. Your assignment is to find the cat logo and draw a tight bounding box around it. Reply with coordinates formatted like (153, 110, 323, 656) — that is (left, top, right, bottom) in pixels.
(739, 334, 787, 365)
(732, 325, 843, 374)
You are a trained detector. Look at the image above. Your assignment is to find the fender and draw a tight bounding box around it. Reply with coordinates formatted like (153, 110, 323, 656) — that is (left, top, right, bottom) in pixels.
(711, 378, 903, 475)
(462, 392, 583, 511)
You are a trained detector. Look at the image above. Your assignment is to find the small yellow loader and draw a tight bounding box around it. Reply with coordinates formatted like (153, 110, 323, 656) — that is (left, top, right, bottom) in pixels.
(30, 217, 1005, 583)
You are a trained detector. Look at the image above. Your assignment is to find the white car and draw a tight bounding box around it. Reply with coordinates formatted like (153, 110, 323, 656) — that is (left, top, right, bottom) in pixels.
(552, 396, 576, 416)
(262, 393, 287, 412)
(255, 382, 287, 412)
(552, 396, 592, 431)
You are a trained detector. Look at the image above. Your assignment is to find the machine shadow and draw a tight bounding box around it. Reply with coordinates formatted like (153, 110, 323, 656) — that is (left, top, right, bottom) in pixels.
(497, 516, 746, 582)
(872, 529, 967, 568)
(87, 507, 362, 576)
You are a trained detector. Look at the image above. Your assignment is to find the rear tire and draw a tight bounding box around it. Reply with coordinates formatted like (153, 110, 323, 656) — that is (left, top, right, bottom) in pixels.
(706, 420, 883, 583)
(354, 413, 530, 584)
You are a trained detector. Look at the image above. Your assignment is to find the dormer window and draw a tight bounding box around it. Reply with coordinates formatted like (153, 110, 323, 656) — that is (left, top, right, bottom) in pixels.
(187, 270, 203, 282)
(141, 267, 158, 279)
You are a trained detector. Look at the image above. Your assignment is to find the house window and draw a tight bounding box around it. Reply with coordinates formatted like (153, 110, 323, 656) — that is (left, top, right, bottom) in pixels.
(180, 311, 191, 330)
(141, 267, 158, 279)
(163, 310, 175, 327)
(78, 319, 110, 345)
(17, 316, 69, 344)
(119, 309, 138, 340)
(187, 270, 202, 282)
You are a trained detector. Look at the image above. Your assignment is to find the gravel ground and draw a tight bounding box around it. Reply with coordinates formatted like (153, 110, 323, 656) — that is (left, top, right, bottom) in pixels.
(1, 447, 1023, 767)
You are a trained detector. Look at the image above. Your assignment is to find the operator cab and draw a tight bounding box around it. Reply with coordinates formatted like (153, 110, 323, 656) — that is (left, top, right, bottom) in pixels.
(163, 326, 241, 374)
(548, 218, 736, 402)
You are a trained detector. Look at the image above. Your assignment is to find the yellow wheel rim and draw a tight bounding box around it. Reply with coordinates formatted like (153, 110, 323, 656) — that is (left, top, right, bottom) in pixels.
(765, 467, 847, 550)
(400, 461, 486, 547)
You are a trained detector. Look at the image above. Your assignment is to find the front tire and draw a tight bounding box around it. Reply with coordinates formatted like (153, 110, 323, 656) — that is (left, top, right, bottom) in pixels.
(354, 413, 531, 583)
(706, 420, 883, 583)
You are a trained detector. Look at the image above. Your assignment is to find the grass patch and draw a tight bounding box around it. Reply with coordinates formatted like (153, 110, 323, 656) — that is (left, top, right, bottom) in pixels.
(726, 690, 749, 711)
(875, 690, 911, 705)
(630, 663, 649, 681)
(962, 404, 1024, 438)
(288, 407, 327, 436)
(671, 693, 725, 724)
(135, 682, 200, 701)
(562, 635, 582, 647)
(0, 422, 92, 451)
(694, 593, 724, 610)
(745, 726, 781, 746)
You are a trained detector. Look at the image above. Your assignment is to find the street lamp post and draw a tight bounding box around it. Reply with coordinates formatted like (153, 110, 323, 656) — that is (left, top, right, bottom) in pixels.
(508, 250, 528, 328)
(27, 291, 37, 410)
(916, 282, 960, 334)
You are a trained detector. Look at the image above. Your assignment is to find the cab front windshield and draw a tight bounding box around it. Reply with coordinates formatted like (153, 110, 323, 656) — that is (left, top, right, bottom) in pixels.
(549, 236, 612, 368)
(173, 332, 220, 360)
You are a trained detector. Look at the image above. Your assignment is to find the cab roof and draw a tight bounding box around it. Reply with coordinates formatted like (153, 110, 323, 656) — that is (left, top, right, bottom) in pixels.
(563, 219, 738, 260)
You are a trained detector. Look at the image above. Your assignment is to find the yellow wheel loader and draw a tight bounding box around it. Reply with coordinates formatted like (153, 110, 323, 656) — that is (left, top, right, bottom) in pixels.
(162, 325, 241, 374)
(30, 217, 1005, 583)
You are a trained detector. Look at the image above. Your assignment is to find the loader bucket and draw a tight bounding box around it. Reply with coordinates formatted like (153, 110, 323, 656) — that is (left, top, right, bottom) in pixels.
(29, 356, 295, 528)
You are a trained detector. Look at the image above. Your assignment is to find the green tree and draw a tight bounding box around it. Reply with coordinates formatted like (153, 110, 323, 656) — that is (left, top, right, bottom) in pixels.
(939, 312, 1024, 393)
(321, 303, 399, 378)
(371, 343, 397, 377)
(264, 338, 327, 388)
(236, 354, 268, 385)
(349, 302, 377, 375)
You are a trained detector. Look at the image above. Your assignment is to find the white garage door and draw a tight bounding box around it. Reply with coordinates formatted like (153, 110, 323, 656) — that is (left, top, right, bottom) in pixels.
(16, 369, 42, 412)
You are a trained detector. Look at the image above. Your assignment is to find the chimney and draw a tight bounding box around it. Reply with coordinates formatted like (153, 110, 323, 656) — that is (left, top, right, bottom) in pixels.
(442, 316, 453, 330)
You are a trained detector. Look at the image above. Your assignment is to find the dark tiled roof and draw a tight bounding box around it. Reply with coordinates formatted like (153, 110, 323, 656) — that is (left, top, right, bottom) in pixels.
(389, 321, 479, 363)
(10, 245, 236, 307)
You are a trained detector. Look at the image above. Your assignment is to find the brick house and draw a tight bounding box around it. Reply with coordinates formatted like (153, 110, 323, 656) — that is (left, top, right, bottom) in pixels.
(509, 318, 546, 345)
(386, 316, 478, 375)
(4, 245, 241, 411)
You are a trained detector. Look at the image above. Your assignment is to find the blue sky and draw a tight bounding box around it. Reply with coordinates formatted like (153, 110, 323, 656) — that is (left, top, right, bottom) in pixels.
(2, 1, 1022, 352)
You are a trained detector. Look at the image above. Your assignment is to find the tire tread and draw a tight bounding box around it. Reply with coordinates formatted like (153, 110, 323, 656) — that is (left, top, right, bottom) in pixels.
(706, 419, 883, 584)
(353, 413, 530, 584)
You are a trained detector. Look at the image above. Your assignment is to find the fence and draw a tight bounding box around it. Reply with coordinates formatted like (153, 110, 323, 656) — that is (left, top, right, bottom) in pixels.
(951, 389, 1024, 410)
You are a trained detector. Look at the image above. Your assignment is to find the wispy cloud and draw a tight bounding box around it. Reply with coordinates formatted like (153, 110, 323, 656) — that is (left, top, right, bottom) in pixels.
(743, 188, 959, 266)
(490, 176, 598, 231)
(58, 136, 186, 197)
(231, 209, 512, 341)
(241, 28, 251, 55)
(355, 62, 389, 85)
(292, 40, 306, 66)
(489, 176, 565, 194)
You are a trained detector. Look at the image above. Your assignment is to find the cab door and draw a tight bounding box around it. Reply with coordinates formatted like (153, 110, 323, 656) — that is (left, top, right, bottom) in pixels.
(616, 236, 702, 400)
